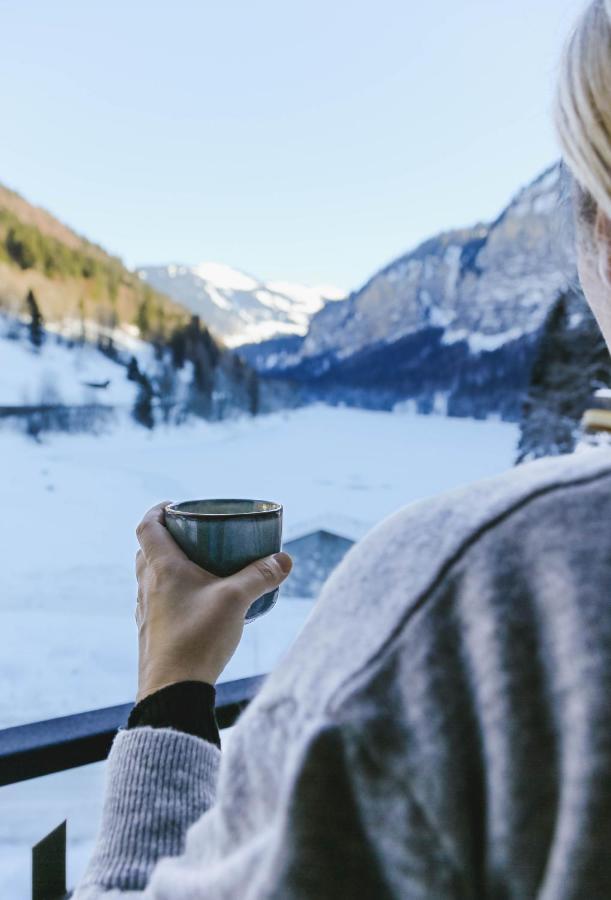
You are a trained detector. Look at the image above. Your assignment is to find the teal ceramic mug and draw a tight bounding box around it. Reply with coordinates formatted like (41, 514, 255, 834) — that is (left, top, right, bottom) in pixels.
(164, 499, 283, 622)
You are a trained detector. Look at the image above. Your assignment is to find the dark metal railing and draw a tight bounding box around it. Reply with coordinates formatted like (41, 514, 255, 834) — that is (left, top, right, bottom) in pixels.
(0, 674, 263, 787)
(0, 676, 263, 898)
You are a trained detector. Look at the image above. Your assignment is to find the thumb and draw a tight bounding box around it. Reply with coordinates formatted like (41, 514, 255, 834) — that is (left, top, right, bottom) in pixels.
(224, 552, 292, 611)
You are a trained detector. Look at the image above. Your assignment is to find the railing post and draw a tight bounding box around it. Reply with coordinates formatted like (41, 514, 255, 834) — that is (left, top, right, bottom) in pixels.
(32, 820, 68, 900)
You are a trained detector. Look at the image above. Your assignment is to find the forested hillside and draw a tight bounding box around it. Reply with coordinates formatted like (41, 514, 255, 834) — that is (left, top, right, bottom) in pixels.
(0, 183, 187, 340)
(0, 184, 267, 433)
(517, 287, 611, 461)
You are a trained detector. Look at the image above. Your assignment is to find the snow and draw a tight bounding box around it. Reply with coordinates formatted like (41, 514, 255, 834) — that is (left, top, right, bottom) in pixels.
(0, 404, 518, 727)
(192, 261, 258, 293)
(255, 289, 293, 313)
(441, 325, 529, 354)
(432, 391, 449, 416)
(0, 321, 197, 436)
(466, 327, 527, 353)
(428, 304, 455, 328)
(440, 327, 469, 346)
(0, 328, 139, 408)
(138, 263, 346, 347)
(266, 281, 346, 313)
(207, 285, 233, 311)
(44, 317, 157, 367)
(0, 404, 519, 897)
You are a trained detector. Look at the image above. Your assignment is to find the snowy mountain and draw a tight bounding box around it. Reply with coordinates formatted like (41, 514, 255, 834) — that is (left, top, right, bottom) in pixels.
(302, 164, 574, 364)
(259, 163, 579, 420)
(137, 261, 345, 347)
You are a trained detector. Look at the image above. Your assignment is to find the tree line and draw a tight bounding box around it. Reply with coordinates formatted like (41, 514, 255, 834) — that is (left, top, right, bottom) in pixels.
(12, 289, 259, 435)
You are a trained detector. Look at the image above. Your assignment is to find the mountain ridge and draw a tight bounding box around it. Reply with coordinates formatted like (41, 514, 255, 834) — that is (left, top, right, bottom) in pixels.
(298, 163, 574, 366)
(250, 162, 579, 421)
(0, 181, 191, 342)
(0, 184, 109, 258)
(138, 261, 345, 348)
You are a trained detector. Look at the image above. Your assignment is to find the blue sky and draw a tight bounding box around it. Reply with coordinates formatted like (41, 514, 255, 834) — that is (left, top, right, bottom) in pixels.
(1, 0, 585, 291)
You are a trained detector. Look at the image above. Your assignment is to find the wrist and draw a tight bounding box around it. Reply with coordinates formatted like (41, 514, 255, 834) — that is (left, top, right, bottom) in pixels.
(138, 668, 218, 703)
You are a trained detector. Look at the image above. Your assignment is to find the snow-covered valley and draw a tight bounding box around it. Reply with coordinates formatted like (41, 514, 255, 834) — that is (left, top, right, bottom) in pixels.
(0, 404, 520, 897)
(0, 404, 521, 725)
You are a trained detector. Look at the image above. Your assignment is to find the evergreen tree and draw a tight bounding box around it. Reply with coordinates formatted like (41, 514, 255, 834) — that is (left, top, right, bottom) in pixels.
(187, 360, 213, 419)
(97, 332, 117, 360)
(108, 295, 119, 330)
(133, 374, 155, 429)
(155, 360, 178, 424)
(247, 369, 259, 415)
(517, 288, 611, 462)
(78, 297, 86, 344)
(136, 296, 151, 338)
(25, 289, 44, 348)
(170, 329, 186, 369)
(155, 301, 167, 340)
(127, 356, 141, 382)
(7, 227, 38, 270)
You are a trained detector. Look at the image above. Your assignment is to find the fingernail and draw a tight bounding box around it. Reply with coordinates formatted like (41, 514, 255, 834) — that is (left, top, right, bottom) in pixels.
(273, 552, 292, 574)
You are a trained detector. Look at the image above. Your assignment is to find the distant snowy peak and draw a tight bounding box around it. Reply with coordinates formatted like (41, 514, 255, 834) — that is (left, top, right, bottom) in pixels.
(138, 262, 346, 347)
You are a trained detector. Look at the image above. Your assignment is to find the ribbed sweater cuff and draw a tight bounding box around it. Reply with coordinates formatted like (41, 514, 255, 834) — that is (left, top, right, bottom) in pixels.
(77, 726, 220, 893)
(127, 681, 220, 747)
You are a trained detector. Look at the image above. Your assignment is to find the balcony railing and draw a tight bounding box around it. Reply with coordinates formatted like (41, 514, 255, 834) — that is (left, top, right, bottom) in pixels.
(0, 676, 263, 899)
(0, 674, 263, 787)
(0, 525, 354, 788)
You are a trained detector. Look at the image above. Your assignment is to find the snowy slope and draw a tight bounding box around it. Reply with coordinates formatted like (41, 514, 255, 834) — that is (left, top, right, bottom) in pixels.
(137, 261, 345, 347)
(0, 405, 520, 728)
(0, 321, 142, 408)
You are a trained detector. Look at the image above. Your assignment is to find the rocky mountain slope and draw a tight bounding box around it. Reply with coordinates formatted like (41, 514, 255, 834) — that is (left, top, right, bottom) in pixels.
(138, 261, 345, 347)
(303, 165, 573, 362)
(258, 164, 580, 420)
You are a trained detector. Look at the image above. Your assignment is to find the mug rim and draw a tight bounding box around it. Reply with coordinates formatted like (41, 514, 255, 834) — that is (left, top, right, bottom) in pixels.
(165, 499, 283, 520)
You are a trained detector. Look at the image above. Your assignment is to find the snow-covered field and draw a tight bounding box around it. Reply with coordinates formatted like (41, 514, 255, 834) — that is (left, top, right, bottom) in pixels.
(0, 316, 156, 409)
(0, 404, 519, 897)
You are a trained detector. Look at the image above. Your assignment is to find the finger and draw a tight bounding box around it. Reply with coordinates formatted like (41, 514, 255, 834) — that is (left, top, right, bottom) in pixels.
(222, 552, 292, 612)
(135, 549, 145, 577)
(136, 501, 187, 563)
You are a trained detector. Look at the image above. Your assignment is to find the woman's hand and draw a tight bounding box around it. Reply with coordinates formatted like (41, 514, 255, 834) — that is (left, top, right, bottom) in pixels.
(135, 502, 292, 701)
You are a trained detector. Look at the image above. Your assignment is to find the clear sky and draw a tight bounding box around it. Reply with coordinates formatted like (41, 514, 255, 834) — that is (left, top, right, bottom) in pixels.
(1, 0, 586, 291)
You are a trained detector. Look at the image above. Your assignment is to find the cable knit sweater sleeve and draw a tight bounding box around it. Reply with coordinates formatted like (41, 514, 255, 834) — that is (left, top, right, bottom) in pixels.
(75, 728, 220, 897)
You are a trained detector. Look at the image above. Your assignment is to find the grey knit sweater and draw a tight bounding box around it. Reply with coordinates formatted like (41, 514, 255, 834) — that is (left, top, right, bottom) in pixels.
(76, 447, 611, 899)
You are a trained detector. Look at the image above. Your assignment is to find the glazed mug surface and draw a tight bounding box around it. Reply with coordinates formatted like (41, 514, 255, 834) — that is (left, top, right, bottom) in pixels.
(165, 499, 283, 622)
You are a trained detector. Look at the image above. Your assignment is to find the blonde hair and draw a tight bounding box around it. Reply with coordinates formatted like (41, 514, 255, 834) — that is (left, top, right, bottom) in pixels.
(555, 0, 611, 222)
